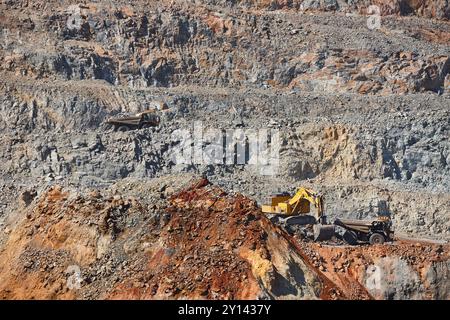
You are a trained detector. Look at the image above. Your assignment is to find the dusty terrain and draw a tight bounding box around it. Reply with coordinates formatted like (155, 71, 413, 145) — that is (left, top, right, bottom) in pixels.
(0, 178, 447, 299)
(0, 0, 449, 299)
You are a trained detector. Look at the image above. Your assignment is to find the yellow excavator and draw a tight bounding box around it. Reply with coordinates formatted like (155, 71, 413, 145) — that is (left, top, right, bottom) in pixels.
(262, 187, 393, 244)
(262, 187, 335, 241)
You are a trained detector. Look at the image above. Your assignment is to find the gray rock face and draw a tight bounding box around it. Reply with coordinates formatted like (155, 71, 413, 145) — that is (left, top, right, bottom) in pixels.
(364, 257, 450, 300)
(1, 2, 449, 93)
(0, 82, 448, 239)
(0, 0, 448, 300)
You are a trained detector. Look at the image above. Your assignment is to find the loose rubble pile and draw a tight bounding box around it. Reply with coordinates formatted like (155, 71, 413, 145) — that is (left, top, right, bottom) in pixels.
(0, 178, 340, 299)
(0, 0, 448, 300)
(0, 179, 447, 299)
(297, 240, 449, 299)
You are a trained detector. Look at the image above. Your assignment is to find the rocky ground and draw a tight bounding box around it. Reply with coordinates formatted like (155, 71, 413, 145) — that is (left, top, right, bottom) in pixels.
(0, 178, 447, 299)
(0, 0, 449, 299)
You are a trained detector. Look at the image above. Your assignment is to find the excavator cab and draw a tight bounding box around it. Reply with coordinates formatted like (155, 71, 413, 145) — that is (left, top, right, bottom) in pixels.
(262, 194, 310, 215)
(262, 187, 325, 221)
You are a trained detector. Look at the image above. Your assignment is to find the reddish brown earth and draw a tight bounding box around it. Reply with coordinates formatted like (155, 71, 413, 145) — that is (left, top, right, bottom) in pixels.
(0, 179, 447, 300)
(104, 178, 343, 299)
(0, 0, 448, 301)
(297, 240, 449, 299)
(0, 179, 339, 299)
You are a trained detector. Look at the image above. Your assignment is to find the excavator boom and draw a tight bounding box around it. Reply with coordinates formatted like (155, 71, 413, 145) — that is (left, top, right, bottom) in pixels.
(262, 187, 324, 221)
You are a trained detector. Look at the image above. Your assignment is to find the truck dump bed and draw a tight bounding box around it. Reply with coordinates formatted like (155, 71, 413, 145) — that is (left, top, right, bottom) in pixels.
(334, 218, 374, 233)
(106, 116, 141, 125)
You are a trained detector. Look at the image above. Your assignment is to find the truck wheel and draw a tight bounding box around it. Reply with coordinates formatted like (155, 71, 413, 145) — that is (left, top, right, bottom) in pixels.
(369, 233, 385, 245)
(117, 126, 129, 132)
(343, 231, 358, 245)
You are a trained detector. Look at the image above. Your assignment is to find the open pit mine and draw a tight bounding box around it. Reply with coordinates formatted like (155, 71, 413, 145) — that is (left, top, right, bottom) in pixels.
(0, 0, 448, 300)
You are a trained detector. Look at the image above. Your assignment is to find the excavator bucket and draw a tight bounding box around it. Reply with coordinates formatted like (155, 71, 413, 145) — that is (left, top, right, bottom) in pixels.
(313, 224, 335, 241)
